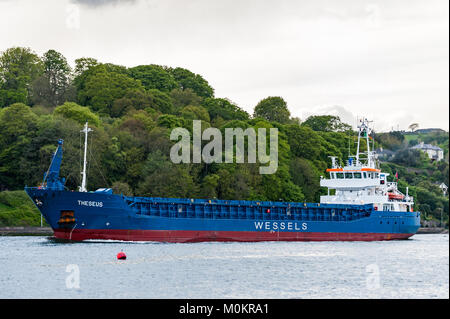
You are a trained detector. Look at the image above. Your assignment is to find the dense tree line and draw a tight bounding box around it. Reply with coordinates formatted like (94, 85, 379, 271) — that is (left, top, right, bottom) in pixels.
(0, 46, 447, 225)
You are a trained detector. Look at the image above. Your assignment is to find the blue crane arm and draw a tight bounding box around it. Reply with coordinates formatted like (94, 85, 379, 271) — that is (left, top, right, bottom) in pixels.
(42, 139, 65, 190)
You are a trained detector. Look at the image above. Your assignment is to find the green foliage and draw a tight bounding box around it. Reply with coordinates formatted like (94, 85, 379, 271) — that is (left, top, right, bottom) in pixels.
(374, 131, 406, 150)
(0, 103, 38, 189)
(111, 89, 154, 117)
(180, 105, 210, 122)
(0, 47, 43, 107)
(77, 64, 144, 115)
(170, 88, 202, 111)
(54, 102, 100, 126)
(302, 115, 352, 133)
(129, 65, 178, 92)
(169, 67, 214, 98)
(284, 124, 321, 160)
(137, 151, 196, 198)
(253, 96, 291, 124)
(111, 181, 133, 196)
(290, 157, 321, 202)
(157, 114, 186, 130)
(32, 49, 73, 106)
(0, 190, 41, 226)
(148, 89, 174, 114)
(202, 97, 249, 122)
(199, 174, 220, 198)
(392, 148, 428, 167)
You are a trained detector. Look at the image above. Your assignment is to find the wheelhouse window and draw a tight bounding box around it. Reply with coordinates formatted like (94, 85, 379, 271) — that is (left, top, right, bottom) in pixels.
(354, 172, 362, 179)
(345, 172, 353, 179)
(336, 172, 344, 179)
(363, 172, 367, 178)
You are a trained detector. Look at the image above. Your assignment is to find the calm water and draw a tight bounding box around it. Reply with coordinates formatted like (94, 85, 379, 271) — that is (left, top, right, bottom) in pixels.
(0, 234, 448, 299)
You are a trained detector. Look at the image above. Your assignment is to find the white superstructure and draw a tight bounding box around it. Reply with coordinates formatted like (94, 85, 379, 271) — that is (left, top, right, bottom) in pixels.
(320, 119, 414, 212)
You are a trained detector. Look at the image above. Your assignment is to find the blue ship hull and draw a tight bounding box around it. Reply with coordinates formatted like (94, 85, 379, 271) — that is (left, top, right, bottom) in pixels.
(24, 187, 420, 242)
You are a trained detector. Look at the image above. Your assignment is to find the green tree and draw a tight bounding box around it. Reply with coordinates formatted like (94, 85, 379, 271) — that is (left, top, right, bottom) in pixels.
(202, 97, 249, 122)
(170, 88, 202, 111)
(0, 103, 38, 189)
(290, 158, 321, 202)
(392, 149, 427, 167)
(214, 166, 254, 200)
(53, 102, 100, 126)
(148, 89, 174, 114)
(302, 115, 352, 132)
(31, 49, 72, 106)
(111, 89, 154, 117)
(284, 124, 321, 160)
(0, 47, 43, 107)
(137, 151, 196, 197)
(73, 57, 99, 92)
(253, 96, 291, 124)
(199, 174, 220, 198)
(180, 105, 210, 122)
(77, 64, 144, 115)
(74, 57, 99, 77)
(129, 65, 178, 92)
(169, 67, 214, 98)
(111, 181, 133, 196)
(374, 131, 405, 150)
(157, 114, 186, 130)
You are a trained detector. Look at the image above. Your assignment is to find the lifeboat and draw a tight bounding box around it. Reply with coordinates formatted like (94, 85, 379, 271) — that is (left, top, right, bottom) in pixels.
(388, 193, 404, 200)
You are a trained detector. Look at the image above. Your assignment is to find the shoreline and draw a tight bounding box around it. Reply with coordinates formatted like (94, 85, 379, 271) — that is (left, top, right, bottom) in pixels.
(0, 226, 447, 237)
(0, 227, 53, 236)
(416, 227, 448, 234)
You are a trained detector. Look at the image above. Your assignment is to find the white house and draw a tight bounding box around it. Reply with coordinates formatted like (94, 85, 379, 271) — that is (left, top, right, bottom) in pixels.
(411, 142, 444, 161)
(439, 183, 448, 196)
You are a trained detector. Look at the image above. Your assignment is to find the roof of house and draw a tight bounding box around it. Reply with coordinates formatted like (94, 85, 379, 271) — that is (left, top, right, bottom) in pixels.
(411, 142, 443, 151)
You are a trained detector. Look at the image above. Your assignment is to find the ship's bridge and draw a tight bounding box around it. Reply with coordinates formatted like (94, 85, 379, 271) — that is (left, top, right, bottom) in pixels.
(320, 166, 387, 190)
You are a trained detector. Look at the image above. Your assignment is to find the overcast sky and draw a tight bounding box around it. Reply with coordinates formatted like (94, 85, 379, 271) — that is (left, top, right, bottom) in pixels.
(0, 0, 448, 131)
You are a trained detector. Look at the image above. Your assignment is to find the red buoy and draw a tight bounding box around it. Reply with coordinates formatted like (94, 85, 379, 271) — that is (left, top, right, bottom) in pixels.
(117, 251, 126, 260)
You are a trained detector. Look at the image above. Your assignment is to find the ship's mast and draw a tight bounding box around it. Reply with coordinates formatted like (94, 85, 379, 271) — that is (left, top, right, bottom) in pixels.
(355, 118, 374, 167)
(79, 122, 92, 192)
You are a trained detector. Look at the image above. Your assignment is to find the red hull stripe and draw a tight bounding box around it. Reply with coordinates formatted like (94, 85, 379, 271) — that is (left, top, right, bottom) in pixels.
(54, 229, 414, 242)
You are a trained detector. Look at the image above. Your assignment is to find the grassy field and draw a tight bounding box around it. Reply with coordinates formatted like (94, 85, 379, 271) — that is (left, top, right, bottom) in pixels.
(0, 190, 44, 226)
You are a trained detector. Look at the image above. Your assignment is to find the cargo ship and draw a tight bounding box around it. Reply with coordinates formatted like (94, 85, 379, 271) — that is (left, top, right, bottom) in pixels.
(24, 119, 420, 242)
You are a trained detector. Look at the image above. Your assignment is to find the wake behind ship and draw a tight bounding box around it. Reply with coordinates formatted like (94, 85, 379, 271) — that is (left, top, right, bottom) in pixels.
(25, 120, 420, 242)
